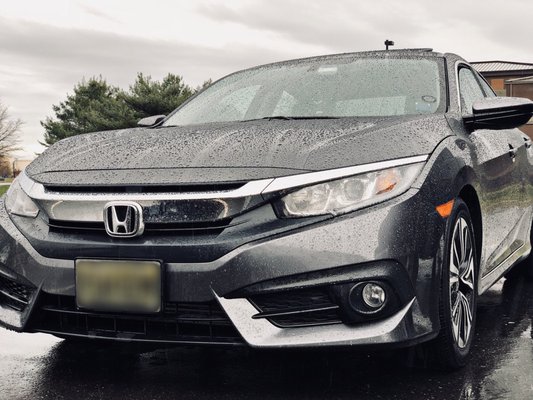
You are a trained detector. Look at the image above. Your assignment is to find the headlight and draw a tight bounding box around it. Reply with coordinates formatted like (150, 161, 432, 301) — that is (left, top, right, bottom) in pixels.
(275, 162, 424, 218)
(5, 177, 39, 218)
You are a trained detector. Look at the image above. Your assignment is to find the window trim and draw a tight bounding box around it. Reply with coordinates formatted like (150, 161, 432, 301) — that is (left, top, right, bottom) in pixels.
(455, 61, 489, 115)
(475, 72, 497, 98)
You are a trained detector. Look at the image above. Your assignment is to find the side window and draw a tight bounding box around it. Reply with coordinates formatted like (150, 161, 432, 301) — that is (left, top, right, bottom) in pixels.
(458, 67, 486, 114)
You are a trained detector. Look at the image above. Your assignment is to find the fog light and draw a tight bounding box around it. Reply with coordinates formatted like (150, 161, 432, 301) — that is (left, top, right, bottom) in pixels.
(361, 283, 386, 309)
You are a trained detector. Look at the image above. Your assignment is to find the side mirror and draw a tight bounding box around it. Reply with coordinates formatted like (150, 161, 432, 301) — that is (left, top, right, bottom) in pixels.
(464, 97, 533, 130)
(137, 115, 166, 127)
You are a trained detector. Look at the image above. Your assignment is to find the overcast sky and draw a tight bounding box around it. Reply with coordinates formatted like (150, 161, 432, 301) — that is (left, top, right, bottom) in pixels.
(1, 0, 532, 158)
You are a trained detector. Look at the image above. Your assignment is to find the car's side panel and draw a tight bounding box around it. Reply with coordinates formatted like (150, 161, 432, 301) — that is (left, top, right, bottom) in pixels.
(469, 128, 528, 275)
(446, 58, 532, 287)
(442, 115, 533, 293)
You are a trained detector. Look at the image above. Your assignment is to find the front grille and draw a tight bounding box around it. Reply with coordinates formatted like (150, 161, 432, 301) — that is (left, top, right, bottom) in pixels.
(249, 287, 342, 328)
(48, 218, 234, 236)
(0, 275, 34, 312)
(29, 294, 243, 345)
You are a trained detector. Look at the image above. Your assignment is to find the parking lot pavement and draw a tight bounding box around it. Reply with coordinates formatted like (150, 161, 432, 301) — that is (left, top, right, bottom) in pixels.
(0, 277, 532, 400)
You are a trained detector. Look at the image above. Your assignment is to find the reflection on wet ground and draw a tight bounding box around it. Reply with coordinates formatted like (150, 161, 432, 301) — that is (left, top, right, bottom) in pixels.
(1, 277, 532, 400)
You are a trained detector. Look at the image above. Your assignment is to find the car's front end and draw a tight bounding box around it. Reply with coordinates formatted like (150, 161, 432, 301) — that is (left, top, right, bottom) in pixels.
(0, 50, 457, 349)
(0, 149, 451, 348)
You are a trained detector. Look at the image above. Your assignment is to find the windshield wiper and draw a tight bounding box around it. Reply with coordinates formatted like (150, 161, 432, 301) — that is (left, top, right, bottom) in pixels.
(242, 115, 340, 122)
(162, 115, 340, 127)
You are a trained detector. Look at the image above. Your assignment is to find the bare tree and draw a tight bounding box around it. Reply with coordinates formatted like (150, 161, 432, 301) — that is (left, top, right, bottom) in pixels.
(0, 102, 22, 157)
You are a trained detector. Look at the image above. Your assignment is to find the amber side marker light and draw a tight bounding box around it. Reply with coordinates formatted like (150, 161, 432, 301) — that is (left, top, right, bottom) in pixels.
(436, 200, 455, 218)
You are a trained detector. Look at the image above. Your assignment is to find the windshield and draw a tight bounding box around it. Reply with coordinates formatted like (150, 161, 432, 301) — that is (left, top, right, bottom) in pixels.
(164, 56, 446, 126)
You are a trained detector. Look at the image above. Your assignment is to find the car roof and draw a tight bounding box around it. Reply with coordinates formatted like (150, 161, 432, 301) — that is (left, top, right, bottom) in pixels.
(289, 48, 444, 61)
(228, 49, 465, 78)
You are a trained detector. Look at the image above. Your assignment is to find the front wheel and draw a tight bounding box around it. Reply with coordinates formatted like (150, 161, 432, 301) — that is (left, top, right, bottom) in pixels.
(430, 199, 478, 369)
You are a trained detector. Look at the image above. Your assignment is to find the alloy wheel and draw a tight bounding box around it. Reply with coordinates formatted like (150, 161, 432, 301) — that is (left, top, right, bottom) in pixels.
(449, 217, 475, 349)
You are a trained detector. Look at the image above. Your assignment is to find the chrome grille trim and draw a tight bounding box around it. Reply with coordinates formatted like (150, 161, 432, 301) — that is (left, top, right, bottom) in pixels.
(20, 173, 274, 201)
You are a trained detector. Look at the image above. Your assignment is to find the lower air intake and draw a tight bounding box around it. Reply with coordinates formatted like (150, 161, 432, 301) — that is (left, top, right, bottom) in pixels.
(29, 293, 244, 345)
(249, 287, 342, 328)
(0, 275, 34, 312)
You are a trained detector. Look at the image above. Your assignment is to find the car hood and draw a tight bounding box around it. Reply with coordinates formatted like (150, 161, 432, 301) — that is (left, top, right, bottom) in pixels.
(26, 115, 451, 186)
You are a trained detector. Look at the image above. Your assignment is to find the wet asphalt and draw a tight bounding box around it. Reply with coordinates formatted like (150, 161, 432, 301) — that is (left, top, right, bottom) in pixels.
(0, 277, 532, 400)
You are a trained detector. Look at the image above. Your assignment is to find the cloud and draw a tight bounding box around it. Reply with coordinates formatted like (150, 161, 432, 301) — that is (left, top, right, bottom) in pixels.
(76, 3, 120, 23)
(197, 0, 533, 62)
(0, 17, 286, 86)
(198, 2, 382, 52)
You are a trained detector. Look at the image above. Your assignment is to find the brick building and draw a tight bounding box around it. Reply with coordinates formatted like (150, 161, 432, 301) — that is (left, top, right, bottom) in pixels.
(471, 61, 533, 95)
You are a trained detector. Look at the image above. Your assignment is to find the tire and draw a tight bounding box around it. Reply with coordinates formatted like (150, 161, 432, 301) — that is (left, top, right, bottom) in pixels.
(430, 199, 478, 370)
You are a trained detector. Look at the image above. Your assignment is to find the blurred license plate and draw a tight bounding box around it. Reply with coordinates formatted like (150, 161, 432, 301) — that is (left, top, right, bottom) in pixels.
(76, 259, 161, 313)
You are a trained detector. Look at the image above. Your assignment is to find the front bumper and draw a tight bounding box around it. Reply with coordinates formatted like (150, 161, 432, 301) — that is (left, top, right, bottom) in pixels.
(0, 188, 445, 348)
